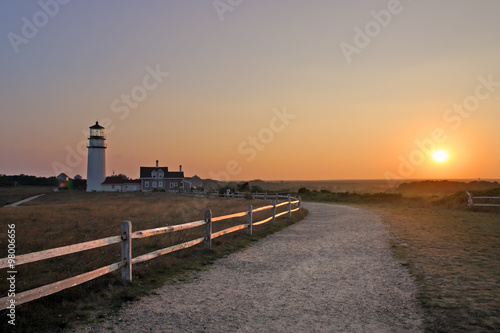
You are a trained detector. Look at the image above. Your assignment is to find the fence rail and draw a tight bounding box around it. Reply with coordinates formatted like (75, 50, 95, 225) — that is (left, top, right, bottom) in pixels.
(181, 190, 293, 201)
(466, 189, 500, 207)
(0, 194, 301, 309)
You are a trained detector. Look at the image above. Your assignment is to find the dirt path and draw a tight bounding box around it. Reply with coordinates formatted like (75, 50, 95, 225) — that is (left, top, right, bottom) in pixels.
(76, 202, 423, 332)
(3, 194, 46, 207)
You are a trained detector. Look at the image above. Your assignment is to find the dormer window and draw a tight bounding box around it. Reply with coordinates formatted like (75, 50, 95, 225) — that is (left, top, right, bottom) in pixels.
(151, 171, 157, 178)
(158, 170, 164, 179)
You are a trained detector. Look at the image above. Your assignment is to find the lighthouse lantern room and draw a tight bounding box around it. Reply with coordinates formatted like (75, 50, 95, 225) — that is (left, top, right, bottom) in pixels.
(86, 121, 107, 192)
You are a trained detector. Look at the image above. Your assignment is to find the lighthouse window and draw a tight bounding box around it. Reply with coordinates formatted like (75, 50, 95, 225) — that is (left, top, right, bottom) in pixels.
(90, 129, 103, 137)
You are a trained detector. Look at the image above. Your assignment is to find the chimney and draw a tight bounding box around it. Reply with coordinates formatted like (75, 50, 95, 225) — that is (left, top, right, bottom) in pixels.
(156, 160, 159, 168)
(179, 165, 182, 172)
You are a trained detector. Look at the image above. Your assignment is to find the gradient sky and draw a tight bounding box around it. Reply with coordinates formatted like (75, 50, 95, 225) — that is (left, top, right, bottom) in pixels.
(1, 0, 499, 181)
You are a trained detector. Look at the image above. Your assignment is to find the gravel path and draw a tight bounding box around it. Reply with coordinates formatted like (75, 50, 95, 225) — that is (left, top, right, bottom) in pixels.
(77, 202, 423, 332)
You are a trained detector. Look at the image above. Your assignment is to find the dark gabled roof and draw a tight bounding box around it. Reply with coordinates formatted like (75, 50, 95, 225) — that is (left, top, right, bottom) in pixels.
(124, 179, 141, 184)
(90, 121, 104, 129)
(139, 167, 184, 179)
(102, 177, 141, 185)
(140, 167, 168, 178)
(164, 172, 184, 178)
(101, 177, 125, 185)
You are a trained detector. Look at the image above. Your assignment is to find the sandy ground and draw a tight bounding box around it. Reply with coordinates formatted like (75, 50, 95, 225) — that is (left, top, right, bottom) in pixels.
(74, 202, 423, 332)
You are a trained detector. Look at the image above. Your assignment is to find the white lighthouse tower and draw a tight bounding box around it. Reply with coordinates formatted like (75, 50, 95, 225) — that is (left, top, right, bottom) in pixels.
(86, 121, 107, 192)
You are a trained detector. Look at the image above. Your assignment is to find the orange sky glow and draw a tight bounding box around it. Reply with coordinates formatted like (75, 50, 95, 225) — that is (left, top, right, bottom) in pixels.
(1, 1, 499, 182)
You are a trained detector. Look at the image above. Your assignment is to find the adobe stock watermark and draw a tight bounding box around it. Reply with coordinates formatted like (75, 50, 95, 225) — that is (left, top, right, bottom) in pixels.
(51, 64, 169, 177)
(213, 0, 243, 22)
(176, 106, 296, 222)
(339, 0, 411, 64)
(6, 224, 17, 326)
(384, 74, 499, 187)
(7, 0, 71, 54)
(209, 106, 297, 182)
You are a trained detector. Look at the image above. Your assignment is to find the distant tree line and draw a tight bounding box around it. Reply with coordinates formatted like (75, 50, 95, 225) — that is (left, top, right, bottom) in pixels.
(0, 174, 60, 187)
(397, 180, 500, 193)
(298, 187, 403, 204)
(63, 179, 87, 191)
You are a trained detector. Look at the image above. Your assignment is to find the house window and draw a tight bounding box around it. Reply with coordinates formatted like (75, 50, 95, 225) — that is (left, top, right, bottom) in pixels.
(158, 171, 164, 179)
(145, 181, 150, 188)
(159, 181, 163, 188)
(170, 182, 179, 189)
(152, 171, 157, 178)
(152, 181, 157, 188)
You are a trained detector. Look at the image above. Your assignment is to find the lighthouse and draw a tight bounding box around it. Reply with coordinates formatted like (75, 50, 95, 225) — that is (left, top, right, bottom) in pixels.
(86, 121, 107, 192)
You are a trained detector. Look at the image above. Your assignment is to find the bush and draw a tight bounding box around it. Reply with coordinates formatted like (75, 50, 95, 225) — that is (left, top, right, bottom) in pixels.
(298, 187, 308, 194)
(250, 185, 264, 193)
(237, 182, 250, 192)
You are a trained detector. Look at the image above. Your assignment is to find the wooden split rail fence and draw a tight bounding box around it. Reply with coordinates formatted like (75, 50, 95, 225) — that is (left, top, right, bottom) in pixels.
(181, 191, 294, 201)
(466, 189, 500, 208)
(0, 195, 301, 310)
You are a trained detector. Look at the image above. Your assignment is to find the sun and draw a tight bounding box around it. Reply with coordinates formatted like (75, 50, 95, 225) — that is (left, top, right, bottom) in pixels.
(431, 149, 449, 163)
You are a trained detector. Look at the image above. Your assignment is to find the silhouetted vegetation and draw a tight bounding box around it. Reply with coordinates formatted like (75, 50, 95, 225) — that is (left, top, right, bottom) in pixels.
(300, 188, 404, 204)
(237, 182, 250, 192)
(397, 180, 500, 193)
(250, 185, 265, 193)
(0, 174, 59, 187)
(69, 178, 87, 191)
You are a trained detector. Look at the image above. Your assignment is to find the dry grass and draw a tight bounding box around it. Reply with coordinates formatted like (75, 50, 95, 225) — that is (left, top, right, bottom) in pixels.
(0, 190, 306, 332)
(0, 186, 54, 207)
(367, 204, 500, 332)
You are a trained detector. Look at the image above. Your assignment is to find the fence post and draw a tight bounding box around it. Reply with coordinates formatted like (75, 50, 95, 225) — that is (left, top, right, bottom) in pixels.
(287, 195, 292, 220)
(271, 200, 276, 225)
(247, 204, 253, 235)
(298, 195, 302, 213)
(204, 210, 212, 249)
(265, 192, 268, 200)
(466, 189, 474, 207)
(121, 221, 132, 282)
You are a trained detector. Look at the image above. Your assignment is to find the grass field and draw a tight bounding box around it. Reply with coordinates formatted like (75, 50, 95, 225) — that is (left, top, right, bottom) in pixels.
(299, 188, 500, 332)
(0, 189, 306, 332)
(2, 184, 499, 332)
(372, 204, 500, 332)
(0, 187, 55, 207)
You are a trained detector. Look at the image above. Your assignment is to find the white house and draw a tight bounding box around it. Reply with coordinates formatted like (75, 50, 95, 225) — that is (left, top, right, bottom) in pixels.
(140, 161, 190, 192)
